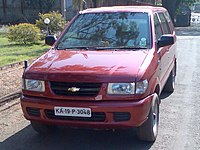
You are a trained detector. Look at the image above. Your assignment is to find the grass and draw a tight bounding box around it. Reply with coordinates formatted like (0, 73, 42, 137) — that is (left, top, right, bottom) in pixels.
(0, 33, 50, 67)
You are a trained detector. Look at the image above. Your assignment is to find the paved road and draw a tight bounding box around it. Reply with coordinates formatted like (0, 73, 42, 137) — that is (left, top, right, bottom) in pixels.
(1, 27, 200, 150)
(175, 24, 200, 36)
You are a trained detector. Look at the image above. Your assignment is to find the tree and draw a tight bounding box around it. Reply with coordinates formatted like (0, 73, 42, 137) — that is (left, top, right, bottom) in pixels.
(162, 0, 178, 23)
(73, 0, 94, 10)
(36, 11, 66, 36)
(25, 0, 56, 13)
(162, 0, 197, 23)
(2, 0, 7, 17)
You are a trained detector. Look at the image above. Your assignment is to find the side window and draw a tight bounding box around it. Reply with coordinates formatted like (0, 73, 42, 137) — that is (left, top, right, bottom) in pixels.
(164, 11, 174, 33)
(158, 13, 171, 34)
(154, 14, 162, 41)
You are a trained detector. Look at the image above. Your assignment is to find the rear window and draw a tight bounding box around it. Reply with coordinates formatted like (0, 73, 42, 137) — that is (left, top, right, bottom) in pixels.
(57, 12, 151, 49)
(163, 11, 174, 33)
(154, 14, 162, 41)
(158, 13, 171, 34)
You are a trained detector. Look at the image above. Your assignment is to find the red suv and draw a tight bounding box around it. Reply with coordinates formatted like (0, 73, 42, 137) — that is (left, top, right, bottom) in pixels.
(21, 6, 177, 142)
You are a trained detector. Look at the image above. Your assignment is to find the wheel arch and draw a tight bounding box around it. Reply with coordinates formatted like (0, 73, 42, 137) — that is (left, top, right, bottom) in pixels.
(149, 77, 161, 104)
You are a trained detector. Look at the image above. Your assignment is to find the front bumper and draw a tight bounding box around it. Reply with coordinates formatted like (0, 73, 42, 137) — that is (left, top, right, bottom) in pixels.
(20, 94, 154, 129)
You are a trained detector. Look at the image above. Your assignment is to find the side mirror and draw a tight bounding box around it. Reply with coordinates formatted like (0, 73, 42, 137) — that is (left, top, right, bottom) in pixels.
(45, 35, 57, 46)
(158, 35, 174, 47)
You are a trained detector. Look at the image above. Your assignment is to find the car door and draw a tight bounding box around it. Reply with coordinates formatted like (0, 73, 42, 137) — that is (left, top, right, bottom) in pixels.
(154, 12, 170, 87)
(163, 11, 177, 71)
(159, 12, 176, 86)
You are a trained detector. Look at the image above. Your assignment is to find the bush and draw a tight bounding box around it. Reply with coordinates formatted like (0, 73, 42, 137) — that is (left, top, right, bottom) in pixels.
(0, 25, 8, 36)
(36, 11, 66, 36)
(7, 23, 41, 44)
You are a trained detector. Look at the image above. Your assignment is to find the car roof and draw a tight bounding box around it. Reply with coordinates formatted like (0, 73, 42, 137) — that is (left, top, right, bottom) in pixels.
(80, 6, 167, 14)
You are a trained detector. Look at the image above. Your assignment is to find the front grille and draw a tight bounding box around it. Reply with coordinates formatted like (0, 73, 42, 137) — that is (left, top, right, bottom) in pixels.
(45, 110, 106, 122)
(50, 82, 102, 96)
(113, 112, 131, 122)
(26, 107, 40, 117)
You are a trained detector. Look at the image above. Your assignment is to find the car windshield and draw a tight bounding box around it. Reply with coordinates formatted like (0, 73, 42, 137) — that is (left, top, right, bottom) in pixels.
(56, 12, 151, 50)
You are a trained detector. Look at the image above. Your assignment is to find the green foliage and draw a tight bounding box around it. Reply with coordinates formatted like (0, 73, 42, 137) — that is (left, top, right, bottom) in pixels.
(73, 0, 84, 10)
(182, 0, 197, 5)
(0, 25, 8, 36)
(36, 11, 66, 36)
(0, 33, 49, 66)
(7, 23, 41, 44)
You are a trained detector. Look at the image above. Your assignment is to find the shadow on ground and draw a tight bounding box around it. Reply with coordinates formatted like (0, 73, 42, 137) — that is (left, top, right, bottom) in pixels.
(1, 125, 153, 150)
(175, 25, 200, 36)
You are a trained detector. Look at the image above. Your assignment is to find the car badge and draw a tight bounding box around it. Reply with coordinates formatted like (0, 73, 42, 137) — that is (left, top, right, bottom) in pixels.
(68, 87, 80, 92)
(95, 95, 102, 100)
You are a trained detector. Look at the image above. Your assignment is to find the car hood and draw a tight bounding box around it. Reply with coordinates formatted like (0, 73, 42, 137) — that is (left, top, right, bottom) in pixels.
(25, 49, 149, 82)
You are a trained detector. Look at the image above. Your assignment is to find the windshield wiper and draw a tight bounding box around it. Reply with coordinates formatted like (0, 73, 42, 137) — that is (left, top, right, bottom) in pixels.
(56, 46, 98, 50)
(56, 46, 148, 50)
(117, 46, 147, 49)
(95, 47, 118, 50)
(96, 46, 148, 50)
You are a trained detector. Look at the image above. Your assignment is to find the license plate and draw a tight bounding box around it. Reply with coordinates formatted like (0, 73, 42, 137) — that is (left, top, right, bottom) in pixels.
(54, 107, 92, 117)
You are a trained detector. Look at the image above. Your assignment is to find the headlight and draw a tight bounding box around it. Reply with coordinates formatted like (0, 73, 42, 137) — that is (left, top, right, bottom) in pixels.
(107, 83, 135, 94)
(136, 79, 148, 94)
(107, 80, 148, 95)
(23, 79, 45, 92)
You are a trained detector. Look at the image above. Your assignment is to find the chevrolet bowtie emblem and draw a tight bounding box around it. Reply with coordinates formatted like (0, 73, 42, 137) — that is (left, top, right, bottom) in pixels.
(68, 87, 80, 92)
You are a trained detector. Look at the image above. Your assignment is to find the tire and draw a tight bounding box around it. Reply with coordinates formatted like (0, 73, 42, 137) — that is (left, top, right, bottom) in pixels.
(31, 121, 55, 134)
(136, 93, 159, 142)
(164, 67, 176, 93)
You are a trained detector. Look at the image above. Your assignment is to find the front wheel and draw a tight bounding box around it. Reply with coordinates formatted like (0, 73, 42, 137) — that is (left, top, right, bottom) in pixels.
(136, 93, 159, 142)
(164, 66, 176, 93)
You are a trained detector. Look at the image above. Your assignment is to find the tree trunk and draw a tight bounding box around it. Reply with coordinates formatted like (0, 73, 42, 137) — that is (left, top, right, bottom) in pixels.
(39, 0, 43, 13)
(46, 1, 53, 12)
(92, 0, 97, 7)
(21, 0, 25, 14)
(151, 0, 156, 5)
(162, 0, 177, 23)
(2, 0, 7, 17)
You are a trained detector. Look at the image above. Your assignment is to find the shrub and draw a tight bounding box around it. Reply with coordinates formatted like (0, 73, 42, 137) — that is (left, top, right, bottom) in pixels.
(36, 11, 66, 36)
(7, 23, 41, 44)
(0, 25, 9, 36)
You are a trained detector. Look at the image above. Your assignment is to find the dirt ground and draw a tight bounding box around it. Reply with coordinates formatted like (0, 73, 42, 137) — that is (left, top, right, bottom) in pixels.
(0, 64, 24, 101)
(0, 98, 29, 142)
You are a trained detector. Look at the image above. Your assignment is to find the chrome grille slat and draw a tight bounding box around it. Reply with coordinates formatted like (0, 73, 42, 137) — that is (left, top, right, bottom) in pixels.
(50, 82, 101, 96)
